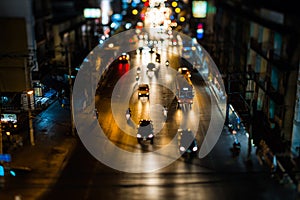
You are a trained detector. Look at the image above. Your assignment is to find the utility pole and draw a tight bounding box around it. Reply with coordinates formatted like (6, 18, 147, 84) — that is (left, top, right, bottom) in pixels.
(66, 44, 75, 136)
(24, 58, 35, 146)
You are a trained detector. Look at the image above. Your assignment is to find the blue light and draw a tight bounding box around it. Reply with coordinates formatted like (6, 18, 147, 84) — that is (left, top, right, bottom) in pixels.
(197, 25, 204, 39)
(170, 15, 175, 20)
(132, 2, 137, 7)
(10, 170, 16, 177)
(197, 32, 204, 39)
(111, 14, 123, 22)
(0, 166, 4, 176)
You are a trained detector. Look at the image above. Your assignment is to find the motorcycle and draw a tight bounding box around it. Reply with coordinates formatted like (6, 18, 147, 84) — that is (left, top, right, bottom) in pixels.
(137, 67, 141, 74)
(94, 109, 99, 119)
(126, 113, 131, 120)
(165, 60, 169, 67)
(163, 107, 168, 119)
(126, 109, 131, 121)
(232, 140, 241, 156)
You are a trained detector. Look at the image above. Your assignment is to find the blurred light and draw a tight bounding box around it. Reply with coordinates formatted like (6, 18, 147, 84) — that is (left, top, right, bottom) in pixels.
(140, 13, 145, 21)
(132, 9, 138, 15)
(132, 2, 137, 7)
(108, 43, 114, 48)
(99, 39, 104, 44)
(10, 170, 16, 177)
(170, 21, 177, 27)
(192, 1, 207, 18)
(171, 1, 178, 7)
(110, 22, 118, 29)
(179, 17, 185, 22)
(27, 90, 33, 95)
(84, 8, 101, 18)
(175, 8, 181, 13)
(197, 23, 204, 39)
(111, 14, 123, 22)
(125, 23, 132, 29)
(0, 165, 4, 176)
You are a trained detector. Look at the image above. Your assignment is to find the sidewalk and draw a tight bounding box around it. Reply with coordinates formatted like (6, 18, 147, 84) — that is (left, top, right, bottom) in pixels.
(201, 125, 264, 173)
(0, 100, 78, 200)
(227, 106, 297, 189)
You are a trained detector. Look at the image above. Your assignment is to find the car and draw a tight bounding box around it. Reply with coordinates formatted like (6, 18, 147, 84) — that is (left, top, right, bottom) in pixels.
(138, 83, 150, 99)
(137, 119, 154, 144)
(155, 53, 161, 63)
(177, 129, 198, 157)
(118, 53, 130, 63)
(178, 67, 191, 78)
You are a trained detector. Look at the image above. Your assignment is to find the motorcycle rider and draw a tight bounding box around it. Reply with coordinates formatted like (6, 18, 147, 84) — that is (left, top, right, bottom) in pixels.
(163, 106, 168, 118)
(126, 108, 132, 116)
(126, 108, 131, 120)
(165, 60, 169, 67)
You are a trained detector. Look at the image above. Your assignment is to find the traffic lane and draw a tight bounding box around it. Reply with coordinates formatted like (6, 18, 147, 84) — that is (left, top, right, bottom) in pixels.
(97, 83, 177, 152)
(86, 166, 295, 200)
(96, 52, 211, 151)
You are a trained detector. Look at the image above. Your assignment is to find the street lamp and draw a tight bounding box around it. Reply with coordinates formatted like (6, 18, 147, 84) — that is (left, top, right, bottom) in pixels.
(27, 90, 35, 146)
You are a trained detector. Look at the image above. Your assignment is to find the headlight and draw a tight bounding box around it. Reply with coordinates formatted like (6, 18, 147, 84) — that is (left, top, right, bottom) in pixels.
(193, 146, 198, 151)
(138, 93, 141, 95)
(179, 146, 185, 152)
(146, 93, 149, 95)
(137, 134, 142, 138)
(148, 134, 153, 138)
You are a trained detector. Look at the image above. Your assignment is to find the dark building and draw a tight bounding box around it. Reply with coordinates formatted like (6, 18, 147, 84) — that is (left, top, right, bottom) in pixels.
(202, 1, 300, 161)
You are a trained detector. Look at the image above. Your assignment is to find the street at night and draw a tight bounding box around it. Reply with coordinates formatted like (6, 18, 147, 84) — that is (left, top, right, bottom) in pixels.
(1, 0, 300, 199)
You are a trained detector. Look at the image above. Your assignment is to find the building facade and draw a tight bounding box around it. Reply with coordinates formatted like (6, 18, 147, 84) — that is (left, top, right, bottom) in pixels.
(0, 0, 91, 111)
(206, 0, 300, 157)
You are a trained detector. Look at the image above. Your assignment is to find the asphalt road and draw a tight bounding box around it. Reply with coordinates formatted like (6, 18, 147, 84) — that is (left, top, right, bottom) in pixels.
(40, 47, 297, 200)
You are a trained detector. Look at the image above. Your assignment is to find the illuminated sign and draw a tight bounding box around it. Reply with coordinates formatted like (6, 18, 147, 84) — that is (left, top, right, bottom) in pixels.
(192, 1, 207, 18)
(1, 113, 17, 123)
(84, 8, 101, 18)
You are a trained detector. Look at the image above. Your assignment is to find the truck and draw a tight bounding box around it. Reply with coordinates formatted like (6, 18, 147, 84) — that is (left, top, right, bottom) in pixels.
(175, 74, 194, 108)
